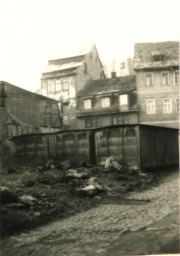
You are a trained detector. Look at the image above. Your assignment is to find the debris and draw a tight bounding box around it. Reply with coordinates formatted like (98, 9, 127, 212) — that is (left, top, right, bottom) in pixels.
(19, 195, 37, 206)
(0, 186, 18, 204)
(65, 169, 89, 179)
(78, 185, 98, 197)
(102, 156, 122, 171)
(59, 160, 71, 170)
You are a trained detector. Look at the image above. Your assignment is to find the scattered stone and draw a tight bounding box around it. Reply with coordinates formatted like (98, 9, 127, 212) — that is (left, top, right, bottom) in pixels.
(66, 169, 89, 179)
(78, 185, 98, 197)
(19, 195, 37, 206)
(104, 156, 122, 171)
(33, 212, 41, 217)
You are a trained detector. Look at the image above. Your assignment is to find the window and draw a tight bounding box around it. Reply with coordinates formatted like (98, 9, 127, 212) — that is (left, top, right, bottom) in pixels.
(161, 72, 169, 85)
(112, 115, 127, 125)
(84, 63, 87, 74)
(145, 73, 153, 86)
(102, 97, 110, 108)
(55, 80, 61, 92)
(62, 79, 69, 91)
(163, 98, 172, 113)
(176, 98, 179, 112)
(146, 99, 156, 114)
(175, 70, 179, 85)
(153, 54, 164, 62)
(47, 80, 54, 93)
(119, 94, 128, 110)
(120, 62, 125, 69)
(85, 118, 101, 128)
(84, 99, 92, 109)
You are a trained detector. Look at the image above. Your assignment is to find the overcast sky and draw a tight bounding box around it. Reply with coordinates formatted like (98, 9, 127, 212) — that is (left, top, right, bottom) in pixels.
(0, 0, 179, 92)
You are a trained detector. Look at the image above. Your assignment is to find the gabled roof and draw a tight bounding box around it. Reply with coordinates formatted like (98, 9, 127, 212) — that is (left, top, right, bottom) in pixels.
(77, 75, 136, 97)
(134, 41, 179, 70)
(42, 43, 94, 75)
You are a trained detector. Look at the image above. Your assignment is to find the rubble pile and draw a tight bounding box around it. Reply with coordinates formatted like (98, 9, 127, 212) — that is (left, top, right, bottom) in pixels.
(1, 157, 157, 238)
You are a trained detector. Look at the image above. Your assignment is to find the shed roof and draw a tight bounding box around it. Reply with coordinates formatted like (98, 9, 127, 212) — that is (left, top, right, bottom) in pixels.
(77, 75, 136, 97)
(134, 41, 179, 70)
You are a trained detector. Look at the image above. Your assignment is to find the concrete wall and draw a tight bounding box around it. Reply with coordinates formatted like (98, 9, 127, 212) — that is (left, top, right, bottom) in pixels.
(136, 69, 179, 128)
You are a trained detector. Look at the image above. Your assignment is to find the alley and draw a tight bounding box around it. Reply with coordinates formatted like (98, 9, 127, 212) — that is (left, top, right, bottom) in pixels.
(2, 169, 179, 256)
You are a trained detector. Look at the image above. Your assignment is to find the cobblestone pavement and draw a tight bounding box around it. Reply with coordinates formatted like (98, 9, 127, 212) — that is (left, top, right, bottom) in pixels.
(2, 170, 179, 256)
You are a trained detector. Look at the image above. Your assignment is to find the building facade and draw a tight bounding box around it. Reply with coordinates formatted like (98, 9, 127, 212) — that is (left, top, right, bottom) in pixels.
(40, 44, 105, 129)
(76, 75, 138, 129)
(0, 81, 62, 171)
(103, 57, 135, 78)
(134, 41, 179, 128)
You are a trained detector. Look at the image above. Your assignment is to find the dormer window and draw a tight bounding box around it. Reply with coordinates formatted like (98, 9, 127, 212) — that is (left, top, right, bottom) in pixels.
(102, 97, 110, 108)
(119, 94, 129, 110)
(84, 99, 92, 109)
(152, 52, 164, 62)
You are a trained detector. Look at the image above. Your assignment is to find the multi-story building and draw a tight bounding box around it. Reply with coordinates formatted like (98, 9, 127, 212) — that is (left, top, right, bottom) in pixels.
(40, 43, 105, 129)
(76, 75, 138, 129)
(134, 41, 179, 128)
(103, 57, 135, 78)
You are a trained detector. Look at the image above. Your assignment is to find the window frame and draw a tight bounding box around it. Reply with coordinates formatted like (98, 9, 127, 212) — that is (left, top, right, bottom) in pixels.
(175, 70, 179, 85)
(101, 97, 110, 108)
(145, 72, 153, 86)
(62, 78, 69, 91)
(119, 94, 129, 110)
(163, 98, 172, 113)
(85, 118, 101, 128)
(55, 80, 61, 92)
(146, 99, 156, 114)
(176, 98, 179, 112)
(84, 99, 92, 110)
(47, 80, 54, 93)
(161, 71, 169, 86)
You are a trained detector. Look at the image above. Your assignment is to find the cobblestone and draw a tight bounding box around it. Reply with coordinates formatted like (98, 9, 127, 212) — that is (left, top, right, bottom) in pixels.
(2, 170, 179, 256)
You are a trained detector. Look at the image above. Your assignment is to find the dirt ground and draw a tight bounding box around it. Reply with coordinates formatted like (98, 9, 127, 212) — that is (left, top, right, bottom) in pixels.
(1, 167, 179, 256)
(1, 161, 158, 238)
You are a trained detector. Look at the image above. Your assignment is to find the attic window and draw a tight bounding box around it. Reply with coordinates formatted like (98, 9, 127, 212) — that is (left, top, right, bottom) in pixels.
(152, 54, 164, 62)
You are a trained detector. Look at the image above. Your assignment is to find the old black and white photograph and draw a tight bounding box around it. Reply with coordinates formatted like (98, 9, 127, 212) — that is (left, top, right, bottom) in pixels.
(0, 0, 179, 255)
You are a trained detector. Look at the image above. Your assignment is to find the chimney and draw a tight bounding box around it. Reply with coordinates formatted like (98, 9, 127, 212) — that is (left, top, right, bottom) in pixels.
(111, 72, 116, 78)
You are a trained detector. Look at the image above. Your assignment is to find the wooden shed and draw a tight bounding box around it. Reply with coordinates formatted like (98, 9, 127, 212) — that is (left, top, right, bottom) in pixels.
(93, 124, 179, 170)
